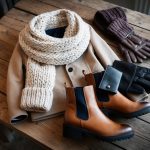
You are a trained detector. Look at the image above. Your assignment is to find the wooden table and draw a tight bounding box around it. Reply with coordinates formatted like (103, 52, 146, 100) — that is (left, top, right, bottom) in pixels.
(0, 0, 150, 149)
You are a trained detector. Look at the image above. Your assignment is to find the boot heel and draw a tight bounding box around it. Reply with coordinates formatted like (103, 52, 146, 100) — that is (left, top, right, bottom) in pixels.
(63, 124, 84, 139)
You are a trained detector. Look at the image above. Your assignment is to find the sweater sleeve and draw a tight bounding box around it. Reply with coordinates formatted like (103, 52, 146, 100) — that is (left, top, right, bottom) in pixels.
(89, 26, 120, 67)
(7, 42, 28, 124)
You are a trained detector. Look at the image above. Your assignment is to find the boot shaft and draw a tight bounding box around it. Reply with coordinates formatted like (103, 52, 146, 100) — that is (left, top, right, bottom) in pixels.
(64, 85, 134, 139)
(65, 85, 99, 124)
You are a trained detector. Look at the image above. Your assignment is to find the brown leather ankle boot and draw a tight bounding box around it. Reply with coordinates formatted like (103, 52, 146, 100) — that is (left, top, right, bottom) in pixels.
(85, 73, 150, 118)
(63, 85, 133, 141)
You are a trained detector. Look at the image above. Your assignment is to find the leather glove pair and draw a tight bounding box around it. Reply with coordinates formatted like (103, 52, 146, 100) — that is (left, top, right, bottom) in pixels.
(112, 60, 150, 94)
(94, 7, 150, 63)
(89, 60, 150, 96)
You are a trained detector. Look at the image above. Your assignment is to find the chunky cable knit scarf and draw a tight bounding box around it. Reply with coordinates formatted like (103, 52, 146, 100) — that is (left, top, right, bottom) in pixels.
(19, 9, 90, 112)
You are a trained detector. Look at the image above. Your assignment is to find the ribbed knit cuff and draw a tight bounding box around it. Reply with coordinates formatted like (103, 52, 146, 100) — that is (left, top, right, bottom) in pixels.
(107, 18, 133, 40)
(99, 7, 126, 23)
(21, 87, 53, 112)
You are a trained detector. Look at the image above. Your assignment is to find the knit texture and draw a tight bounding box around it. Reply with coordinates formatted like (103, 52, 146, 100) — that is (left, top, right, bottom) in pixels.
(19, 9, 90, 112)
(20, 58, 55, 112)
(96, 7, 126, 24)
(107, 18, 133, 40)
(93, 7, 126, 31)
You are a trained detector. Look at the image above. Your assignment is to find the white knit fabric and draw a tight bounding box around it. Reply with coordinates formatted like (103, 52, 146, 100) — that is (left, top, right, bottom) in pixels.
(19, 9, 90, 112)
(20, 59, 55, 112)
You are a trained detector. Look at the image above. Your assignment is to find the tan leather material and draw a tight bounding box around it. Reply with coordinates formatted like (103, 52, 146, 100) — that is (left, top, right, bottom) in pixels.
(85, 73, 150, 115)
(98, 92, 150, 113)
(64, 85, 132, 137)
(64, 87, 81, 127)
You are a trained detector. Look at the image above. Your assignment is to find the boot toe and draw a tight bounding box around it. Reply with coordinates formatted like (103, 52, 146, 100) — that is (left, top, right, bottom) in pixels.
(120, 124, 133, 134)
(125, 101, 150, 118)
(102, 124, 134, 142)
(116, 124, 134, 141)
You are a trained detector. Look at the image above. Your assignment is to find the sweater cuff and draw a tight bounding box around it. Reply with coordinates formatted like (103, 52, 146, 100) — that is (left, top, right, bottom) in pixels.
(21, 87, 53, 112)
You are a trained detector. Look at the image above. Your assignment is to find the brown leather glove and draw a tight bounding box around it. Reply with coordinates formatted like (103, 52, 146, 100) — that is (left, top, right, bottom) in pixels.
(107, 18, 150, 63)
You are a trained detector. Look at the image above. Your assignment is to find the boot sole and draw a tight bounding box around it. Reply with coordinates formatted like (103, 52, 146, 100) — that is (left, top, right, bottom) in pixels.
(101, 106, 150, 118)
(63, 124, 134, 142)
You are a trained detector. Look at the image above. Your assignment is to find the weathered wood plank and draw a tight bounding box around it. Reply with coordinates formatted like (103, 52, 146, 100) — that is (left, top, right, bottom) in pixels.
(0, 59, 8, 77)
(0, 16, 26, 31)
(120, 118, 150, 141)
(6, 8, 34, 23)
(15, 0, 57, 15)
(0, 75, 6, 94)
(114, 134, 150, 150)
(0, 24, 18, 47)
(0, 93, 9, 122)
(0, 59, 8, 93)
(68, 0, 150, 30)
(0, 40, 14, 62)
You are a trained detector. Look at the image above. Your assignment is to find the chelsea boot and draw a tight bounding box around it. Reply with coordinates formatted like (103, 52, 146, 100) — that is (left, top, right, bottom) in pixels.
(84, 72, 150, 118)
(63, 85, 134, 141)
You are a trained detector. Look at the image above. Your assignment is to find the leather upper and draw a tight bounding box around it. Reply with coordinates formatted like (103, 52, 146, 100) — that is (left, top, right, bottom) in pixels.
(64, 85, 132, 137)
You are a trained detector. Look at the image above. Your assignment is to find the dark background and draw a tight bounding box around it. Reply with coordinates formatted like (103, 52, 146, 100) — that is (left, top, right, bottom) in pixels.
(105, 0, 150, 15)
(0, 0, 19, 18)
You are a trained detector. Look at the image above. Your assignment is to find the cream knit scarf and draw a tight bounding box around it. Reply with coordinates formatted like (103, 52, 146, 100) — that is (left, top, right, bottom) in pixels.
(19, 9, 90, 112)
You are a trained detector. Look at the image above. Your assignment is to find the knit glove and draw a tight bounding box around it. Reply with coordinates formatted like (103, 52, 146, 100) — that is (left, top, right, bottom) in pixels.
(107, 19, 150, 63)
(94, 7, 127, 32)
(113, 60, 150, 94)
(21, 59, 56, 112)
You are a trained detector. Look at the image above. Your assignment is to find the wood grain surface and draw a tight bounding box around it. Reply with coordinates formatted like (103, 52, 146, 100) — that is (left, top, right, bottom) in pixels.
(0, 0, 150, 149)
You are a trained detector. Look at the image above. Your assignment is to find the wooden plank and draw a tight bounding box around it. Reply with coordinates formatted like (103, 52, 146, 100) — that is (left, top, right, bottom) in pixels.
(0, 93, 9, 122)
(139, 114, 150, 124)
(0, 75, 6, 94)
(0, 59, 8, 77)
(121, 118, 150, 141)
(0, 16, 26, 31)
(0, 24, 18, 47)
(67, 0, 150, 30)
(114, 134, 150, 150)
(0, 59, 8, 93)
(0, 40, 14, 62)
(15, 0, 57, 15)
(15, 0, 97, 21)
(6, 8, 34, 23)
